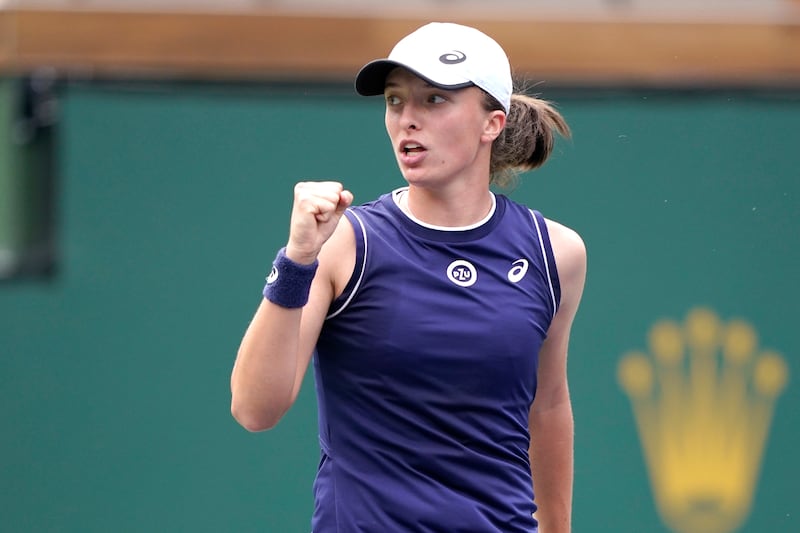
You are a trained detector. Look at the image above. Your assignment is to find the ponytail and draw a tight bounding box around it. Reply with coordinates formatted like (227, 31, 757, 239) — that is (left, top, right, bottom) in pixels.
(484, 92, 571, 188)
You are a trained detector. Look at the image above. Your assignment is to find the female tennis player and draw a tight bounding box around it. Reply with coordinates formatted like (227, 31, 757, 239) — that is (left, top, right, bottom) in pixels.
(231, 22, 586, 533)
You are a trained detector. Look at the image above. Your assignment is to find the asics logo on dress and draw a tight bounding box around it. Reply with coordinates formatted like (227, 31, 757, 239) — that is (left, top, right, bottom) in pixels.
(507, 259, 529, 283)
(446, 258, 530, 287)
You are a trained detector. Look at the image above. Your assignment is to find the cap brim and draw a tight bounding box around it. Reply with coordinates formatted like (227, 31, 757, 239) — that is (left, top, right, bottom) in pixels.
(355, 59, 474, 96)
(355, 59, 401, 96)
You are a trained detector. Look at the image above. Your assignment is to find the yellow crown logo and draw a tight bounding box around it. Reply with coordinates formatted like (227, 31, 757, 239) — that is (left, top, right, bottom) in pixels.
(617, 308, 789, 533)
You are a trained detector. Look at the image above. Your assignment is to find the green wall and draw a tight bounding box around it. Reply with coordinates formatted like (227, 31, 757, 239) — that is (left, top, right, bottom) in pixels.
(1, 81, 797, 532)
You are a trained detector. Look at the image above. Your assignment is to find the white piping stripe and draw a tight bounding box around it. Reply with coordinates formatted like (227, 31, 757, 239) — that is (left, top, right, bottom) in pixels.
(393, 187, 497, 231)
(530, 210, 558, 319)
(326, 209, 368, 320)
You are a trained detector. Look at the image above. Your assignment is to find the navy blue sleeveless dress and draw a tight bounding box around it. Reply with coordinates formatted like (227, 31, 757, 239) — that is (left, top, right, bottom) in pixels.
(311, 189, 560, 532)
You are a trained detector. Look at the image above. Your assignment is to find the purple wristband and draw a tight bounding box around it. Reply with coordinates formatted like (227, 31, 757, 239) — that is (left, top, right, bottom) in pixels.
(263, 247, 319, 308)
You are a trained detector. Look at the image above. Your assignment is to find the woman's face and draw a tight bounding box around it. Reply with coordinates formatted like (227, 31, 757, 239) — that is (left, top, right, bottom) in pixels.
(383, 68, 504, 189)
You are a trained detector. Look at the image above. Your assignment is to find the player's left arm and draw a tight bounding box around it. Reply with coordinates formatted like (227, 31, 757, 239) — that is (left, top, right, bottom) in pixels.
(529, 218, 587, 533)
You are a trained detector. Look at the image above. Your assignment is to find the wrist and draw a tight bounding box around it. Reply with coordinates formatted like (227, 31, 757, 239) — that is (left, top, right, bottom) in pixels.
(284, 244, 319, 266)
(263, 247, 319, 308)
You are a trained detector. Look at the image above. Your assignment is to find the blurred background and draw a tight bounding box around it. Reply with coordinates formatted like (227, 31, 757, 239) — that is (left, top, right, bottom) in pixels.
(1, 1, 798, 532)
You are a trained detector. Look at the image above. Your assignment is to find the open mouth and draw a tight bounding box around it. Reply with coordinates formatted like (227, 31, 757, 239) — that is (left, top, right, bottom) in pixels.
(402, 142, 425, 155)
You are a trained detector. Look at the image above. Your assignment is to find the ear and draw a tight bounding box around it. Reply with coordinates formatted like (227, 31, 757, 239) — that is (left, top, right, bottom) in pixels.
(481, 110, 506, 143)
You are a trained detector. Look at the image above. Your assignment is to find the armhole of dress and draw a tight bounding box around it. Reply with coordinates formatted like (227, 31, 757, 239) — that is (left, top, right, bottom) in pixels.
(530, 209, 561, 319)
(326, 208, 368, 320)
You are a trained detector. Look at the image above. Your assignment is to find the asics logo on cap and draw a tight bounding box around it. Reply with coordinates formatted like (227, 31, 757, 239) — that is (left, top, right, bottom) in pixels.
(439, 50, 467, 65)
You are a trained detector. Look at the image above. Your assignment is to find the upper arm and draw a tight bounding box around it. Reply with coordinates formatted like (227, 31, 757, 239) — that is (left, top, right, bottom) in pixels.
(289, 214, 357, 400)
(532, 219, 587, 411)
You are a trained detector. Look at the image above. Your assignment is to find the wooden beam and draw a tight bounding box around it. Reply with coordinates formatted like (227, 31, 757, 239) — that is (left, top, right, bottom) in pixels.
(1, 8, 799, 85)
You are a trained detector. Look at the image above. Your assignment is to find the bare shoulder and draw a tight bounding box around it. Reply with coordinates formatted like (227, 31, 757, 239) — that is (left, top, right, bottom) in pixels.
(544, 219, 586, 271)
(317, 211, 357, 299)
(544, 218, 587, 310)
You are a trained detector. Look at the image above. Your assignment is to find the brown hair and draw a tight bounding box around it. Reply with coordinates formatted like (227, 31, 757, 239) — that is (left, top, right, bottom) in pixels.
(482, 90, 571, 188)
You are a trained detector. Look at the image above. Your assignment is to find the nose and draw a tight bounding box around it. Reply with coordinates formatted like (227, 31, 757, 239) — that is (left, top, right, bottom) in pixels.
(399, 101, 420, 131)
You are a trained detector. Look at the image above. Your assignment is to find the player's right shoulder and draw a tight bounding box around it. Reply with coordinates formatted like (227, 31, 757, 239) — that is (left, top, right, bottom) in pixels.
(318, 213, 358, 299)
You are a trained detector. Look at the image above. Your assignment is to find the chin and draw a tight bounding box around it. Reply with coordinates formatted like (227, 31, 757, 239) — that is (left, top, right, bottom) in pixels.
(399, 167, 433, 185)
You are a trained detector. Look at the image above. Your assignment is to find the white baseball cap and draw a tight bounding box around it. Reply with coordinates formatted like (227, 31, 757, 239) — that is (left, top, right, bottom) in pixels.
(355, 22, 512, 113)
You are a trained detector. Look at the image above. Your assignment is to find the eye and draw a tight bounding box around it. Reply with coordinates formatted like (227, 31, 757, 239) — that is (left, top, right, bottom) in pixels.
(429, 94, 447, 104)
(385, 94, 401, 106)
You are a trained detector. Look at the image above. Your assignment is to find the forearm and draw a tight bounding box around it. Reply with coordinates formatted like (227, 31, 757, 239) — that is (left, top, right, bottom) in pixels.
(230, 299, 304, 431)
(231, 182, 352, 432)
(530, 399, 574, 533)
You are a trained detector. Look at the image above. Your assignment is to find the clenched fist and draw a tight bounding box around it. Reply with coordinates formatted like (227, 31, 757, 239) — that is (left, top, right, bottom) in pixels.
(285, 181, 353, 265)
